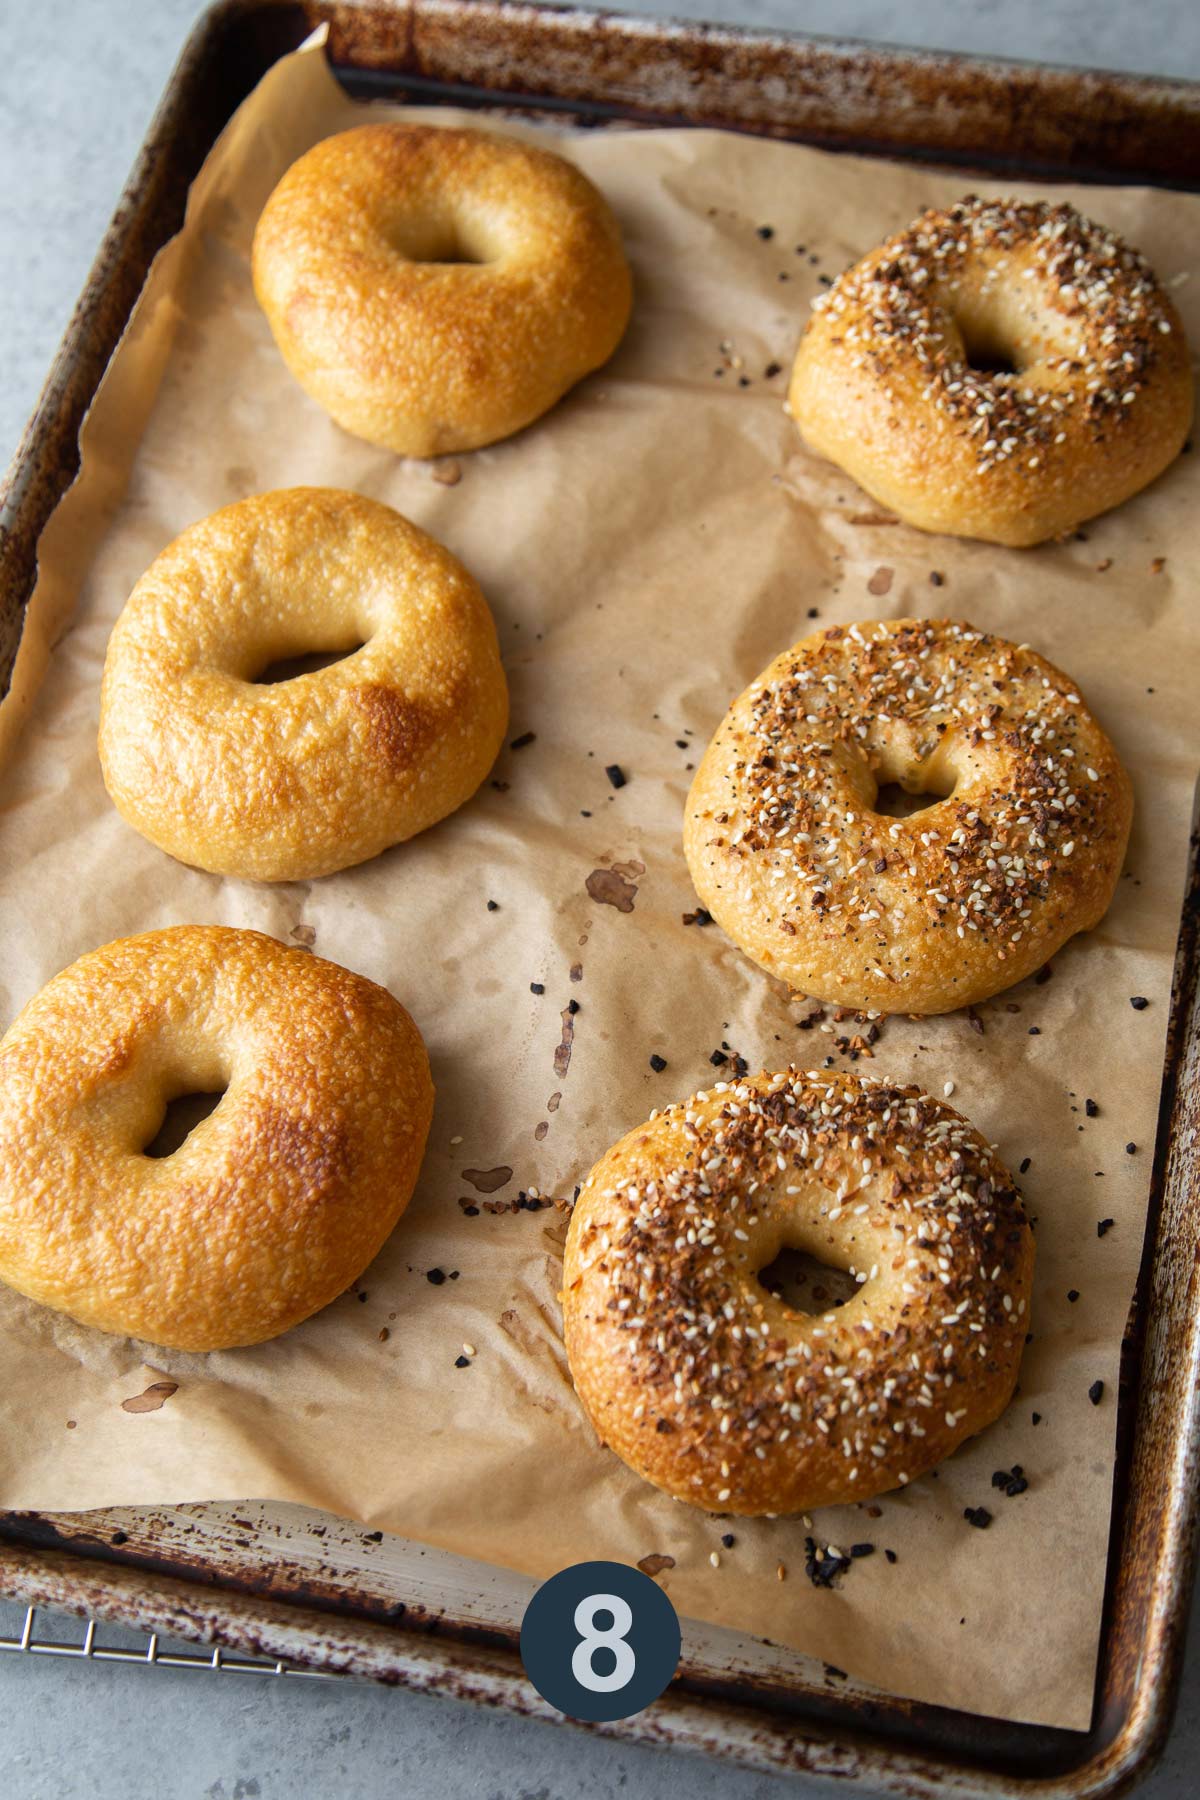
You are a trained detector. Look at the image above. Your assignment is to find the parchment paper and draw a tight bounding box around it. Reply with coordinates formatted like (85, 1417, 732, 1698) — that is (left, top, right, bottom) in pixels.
(1, 29, 1198, 1730)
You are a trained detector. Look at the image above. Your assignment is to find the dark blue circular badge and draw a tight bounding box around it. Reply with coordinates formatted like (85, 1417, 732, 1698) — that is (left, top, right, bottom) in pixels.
(520, 1559, 681, 1722)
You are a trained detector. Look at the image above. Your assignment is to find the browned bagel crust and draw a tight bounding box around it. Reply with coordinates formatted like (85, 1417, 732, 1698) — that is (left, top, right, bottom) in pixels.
(252, 123, 633, 456)
(563, 1069, 1033, 1516)
(0, 928, 433, 1351)
(789, 197, 1193, 546)
(684, 619, 1132, 1015)
(98, 489, 508, 882)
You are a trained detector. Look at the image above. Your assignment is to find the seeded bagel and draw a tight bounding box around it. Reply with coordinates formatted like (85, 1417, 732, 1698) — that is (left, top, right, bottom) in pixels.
(789, 197, 1192, 546)
(564, 1068, 1033, 1515)
(684, 619, 1132, 1014)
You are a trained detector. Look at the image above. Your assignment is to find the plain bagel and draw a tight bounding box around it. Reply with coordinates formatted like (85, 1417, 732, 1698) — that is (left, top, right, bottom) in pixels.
(99, 488, 508, 882)
(563, 1067, 1033, 1516)
(0, 927, 434, 1352)
(252, 122, 633, 456)
(789, 196, 1192, 546)
(683, 618, 1132, 1014)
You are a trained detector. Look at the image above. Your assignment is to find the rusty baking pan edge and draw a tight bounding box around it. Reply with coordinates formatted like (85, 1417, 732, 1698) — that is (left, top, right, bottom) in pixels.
(1, 3, 1199, 1794)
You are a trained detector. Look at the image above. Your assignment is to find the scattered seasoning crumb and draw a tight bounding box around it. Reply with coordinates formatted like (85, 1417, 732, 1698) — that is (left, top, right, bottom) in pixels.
(1029, 1026, 1041, 1036)
(454, 1354, 470, 1368)
(378, 1328, 390, 1342)
(1088, 1380, 1105, 1405)
(1032, 1412, 1042, 1425)
(567, 998, 580, 1015)
(1125, 1142, 1137, 1155)
(849, 1542, 875, 1559)
(605, 764, 627, 789)
(431, 459, 462, 486)
(709, 1551, 721, 1568)
(991, 1467, 1029, 1497)
(682, 908, 714, 927)
(530, 982, 545, 995)
(963, 1507, 992, 1530)
(1097, 1218, 1115, 1237)
(884, 1549, 898, 1564)
(776, 1563, 787, 1582)
(807, 607, 819, 619)
(764, 360, 782, 378)
(426, 1268, 447, 1286)
(721, 1533, 735, 1549)
(1068, 1289, 1080, 1303)
(967, 1008, 985, 1036)
(709, 1049, 728, 1067)
(649, 1054, 668, 1072)
(756, 225, 775, 240)
(462, 1343, 476, 1358)
(943, 1080, 955, 1096)
(486, 899, 499, 912)
(804, 1537, 852, 1587)
(929, 570, 945, 587)
(1086, 1098, 1099, 1117)
(1019, 1157, 1032, 1174)
(1151, 556, 1166, 574)
(1130, 996, 1150, 1010)
(510, 731, 536, 751)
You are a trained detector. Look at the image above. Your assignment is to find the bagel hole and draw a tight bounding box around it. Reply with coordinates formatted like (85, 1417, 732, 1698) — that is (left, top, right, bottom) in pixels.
(871, 781, 947, 820)
(254, 645, 363, 685)
(388, 221, 491, 267)
(758, 1247, 859, 1314)
(957, 319, 1021, 378)
(143, 1089, 226, 1159)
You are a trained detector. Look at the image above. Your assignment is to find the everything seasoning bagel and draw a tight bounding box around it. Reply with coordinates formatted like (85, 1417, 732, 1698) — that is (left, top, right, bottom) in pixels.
(564, 1068, 1033, 1515)
(684, 619, 1132, 1014)
(789, 197, 1192, 545)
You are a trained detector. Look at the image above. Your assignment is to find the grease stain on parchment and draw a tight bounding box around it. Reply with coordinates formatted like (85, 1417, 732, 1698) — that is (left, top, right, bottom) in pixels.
(585, 858, 645, 913)
(461, 1166, 513, 1193)
(554, 1008, 575, 1078)
(637, 1553, 676, 1578)
(121, 1381, 178, 1415)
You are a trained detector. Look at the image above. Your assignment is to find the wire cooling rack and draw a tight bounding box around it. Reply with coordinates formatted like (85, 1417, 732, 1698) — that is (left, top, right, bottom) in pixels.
(0, 1598, 339, 1679)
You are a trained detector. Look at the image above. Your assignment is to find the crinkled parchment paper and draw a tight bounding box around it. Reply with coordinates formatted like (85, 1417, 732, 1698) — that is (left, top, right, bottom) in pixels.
(1, 29, 1198, 1730)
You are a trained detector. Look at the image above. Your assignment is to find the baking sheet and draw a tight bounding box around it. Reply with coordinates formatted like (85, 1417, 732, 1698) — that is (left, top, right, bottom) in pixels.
(1, 28, 1198, 1731)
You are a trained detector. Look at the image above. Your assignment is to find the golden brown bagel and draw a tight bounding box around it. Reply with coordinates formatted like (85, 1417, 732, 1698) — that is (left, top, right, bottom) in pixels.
(564, 1068, 1033, 1515)
(0, 927, 433, 1352)
(789, 197, 1193, 546)
(252, 123, 633, 456)
(98, 488, 508, 882)
(684, 619, 1132, 1015)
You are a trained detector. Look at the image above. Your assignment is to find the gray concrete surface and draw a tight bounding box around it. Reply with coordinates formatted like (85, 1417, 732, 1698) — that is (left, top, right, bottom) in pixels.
(0, 1, 1198, 1795)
